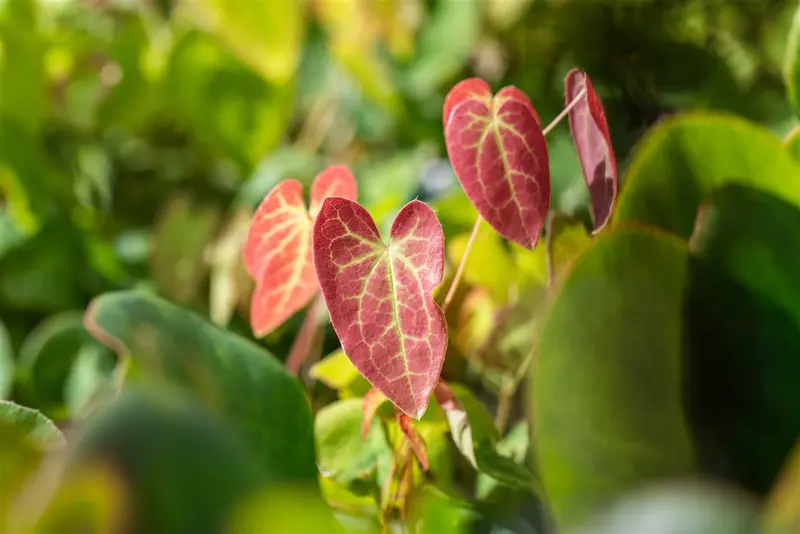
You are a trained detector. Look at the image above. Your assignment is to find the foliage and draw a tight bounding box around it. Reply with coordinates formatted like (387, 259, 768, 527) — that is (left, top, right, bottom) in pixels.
(3, 1, 800, 533)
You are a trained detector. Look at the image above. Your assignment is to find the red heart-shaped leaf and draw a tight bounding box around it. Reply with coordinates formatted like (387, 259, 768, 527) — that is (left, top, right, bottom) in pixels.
(312, 198, 447, 419)
(444, 78, 550, 249)
(565, 69, 618, 232)
(243, 167, 358, 337)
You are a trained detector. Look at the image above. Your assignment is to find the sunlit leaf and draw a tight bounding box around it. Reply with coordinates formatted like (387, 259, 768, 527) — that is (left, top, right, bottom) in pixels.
(565, 69, 618, 232)
(208, 209, 253, 327)
(309, 350, 362, 391)
(765, 441, 800, 534)
(243, 166, 358, 337)
(0, 400, 65, 449)
(444, 79, 549, 249)
(447, 223, 516, 303)
(434, 382, 538, 493)
(313, 198, 447, 419)
(316, 398, 391, 488)
(228, 486, 344, 534)
(546, 213, 591, 287)
(195, 0, 304, 85)
(784, 2, 800, 116)
(398, 413, 429, 470)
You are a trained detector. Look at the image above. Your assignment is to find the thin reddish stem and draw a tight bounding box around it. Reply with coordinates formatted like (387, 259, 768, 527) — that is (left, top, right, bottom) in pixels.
(441, 86, 588, 313)
(285, 294, 327, 373)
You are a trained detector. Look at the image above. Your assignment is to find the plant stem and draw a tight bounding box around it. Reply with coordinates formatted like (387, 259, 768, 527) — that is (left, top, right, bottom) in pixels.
(441, 216, 482, 312)
(440, 86, 588, 313)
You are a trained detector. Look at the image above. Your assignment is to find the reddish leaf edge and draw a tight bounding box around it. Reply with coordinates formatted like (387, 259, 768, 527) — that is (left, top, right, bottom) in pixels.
(361, 388, 388, 441)
(397, 412, 430, 471)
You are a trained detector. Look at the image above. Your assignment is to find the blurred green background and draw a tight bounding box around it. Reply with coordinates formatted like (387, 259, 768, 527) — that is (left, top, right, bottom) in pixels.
(0, 0, 797, 419)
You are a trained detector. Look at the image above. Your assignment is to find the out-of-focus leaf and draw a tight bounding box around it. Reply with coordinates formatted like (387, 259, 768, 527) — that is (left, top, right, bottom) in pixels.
(237, 146, 324, 208)
(11, 463, 128, 534)
(685, 185, 800, 495)
(314, 0, 402, 113)
(17, 311, 114, 420)
(228, 486, 343, 534)
(315, 398, 392, 488)
(485, 0, 531, 30)
(447, 224, 516, 304)
(196, 0, 304, 85)
(546, 213, 591, 287)
(150, 194, 221, 305)
(784, 2, 800, 116)
(207, 209, 253, 327)
(765, 441, 800, 534)
(0, 401, 65, 448)
(167, 31, 293, 169)
(0, 401, 65, 524)
(0, 0, 46, 131)
(784, 125, 800, 161)
(566, 482, 760, 534)
(0, 319, 13, 399)
(309, 350, 361, 391)
(453, 289, 496, 357)
(313, 199, 447, 420)
(475, 421, 531, 500)
(407, 485, 476, 534)
(405, 0, 480, 98)
(0, 165, 39, 236)
(84, 290, 318, 485)
(46, 388, 263, 534)
(64, 344, 117, 421)
(435, 383, 538, 493)
(614, 113, 800, 239)
(534, 228, 694, 528)
(0, 220, 84, 312)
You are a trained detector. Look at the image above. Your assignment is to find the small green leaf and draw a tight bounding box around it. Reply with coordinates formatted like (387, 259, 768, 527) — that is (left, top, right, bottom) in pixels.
(315, 398, 391, 488)
(534, 227, 695, 528)
(546, 213, 591, 287)
(447, 223, 517, 304)
(309, 350, 362, 391)
(614, 113, 800, 239)
(84, 290, 317, 486)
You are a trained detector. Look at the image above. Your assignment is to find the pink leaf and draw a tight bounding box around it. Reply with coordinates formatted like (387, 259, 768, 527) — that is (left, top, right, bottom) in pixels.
(312, 198, 447, 420)
(565, 69, 618, 233)
(309, 164, 359, 217)
(443, 78, 491, 128)
(243, 168, 358, 337)
(397, 413, 429, 471)
(444, 79, 550, 249)
(361, 387, 388, 441)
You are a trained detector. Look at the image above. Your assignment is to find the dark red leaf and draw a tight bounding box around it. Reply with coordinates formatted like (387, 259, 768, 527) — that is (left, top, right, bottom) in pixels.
(397, 413, 429, 471)
(243, 167, 357, 337)
(312, 198, 447, 419)
(565, 69, 618, 232)
(443, 77, 491, 128)
(444, 80, 550, 249)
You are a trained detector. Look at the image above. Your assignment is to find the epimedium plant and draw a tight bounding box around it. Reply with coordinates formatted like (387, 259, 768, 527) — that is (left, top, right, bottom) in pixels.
(6, 54, 800, 534)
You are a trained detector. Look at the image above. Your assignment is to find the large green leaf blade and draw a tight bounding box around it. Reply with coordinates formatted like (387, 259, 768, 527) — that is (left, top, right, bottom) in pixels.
(614, 113, 800, 239)
(84, 290, 317, 485)
(684, 184, 800, 495)
(534, 227, 695, 528)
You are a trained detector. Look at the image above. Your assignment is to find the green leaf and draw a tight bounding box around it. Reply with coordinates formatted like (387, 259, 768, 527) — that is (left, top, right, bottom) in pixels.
(196, 0, 304, 85)
(447, 223, 517, 304)
(0, 400, 65, 449)
(614, 113, 800, 239)
(84, 290, 317, 485)
(315, 398, 391, 488)
(784, 2, 800, 116)
(546, 213, 591, 287)
(475, 421, 531, 500)
(684, 184, 800, 494)
(566, 482, 760, 534)
(0, 319, 13, 399)
(438, 383, 538, 493)
(49, 388, 263, 534)
(228, 486, 344, 534)
(150, 194, 221, 305)
(0, 401, 64, 522)
(17, 311, 114, 420)
(534, 227, 695, 528)
(309, 350, 362, 391)
(765, 441, 800, 534)
(167, 31, 294, 169)
(784, 125, 800, 162)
